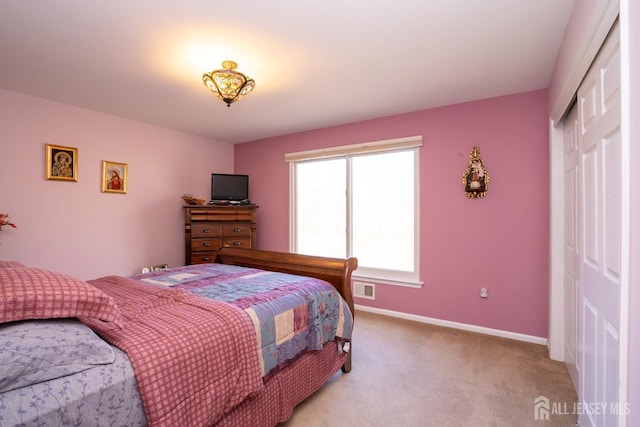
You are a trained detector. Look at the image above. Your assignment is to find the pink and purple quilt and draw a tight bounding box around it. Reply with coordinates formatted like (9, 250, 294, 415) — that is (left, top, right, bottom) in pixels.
(135, 263, 353, 377)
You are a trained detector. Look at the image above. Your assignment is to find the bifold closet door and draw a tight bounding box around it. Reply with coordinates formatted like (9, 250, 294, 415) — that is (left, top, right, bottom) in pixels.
(576, 21, 623, 427)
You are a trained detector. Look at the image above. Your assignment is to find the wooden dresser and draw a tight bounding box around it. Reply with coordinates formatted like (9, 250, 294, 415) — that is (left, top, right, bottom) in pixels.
(184, 205, 258, 265)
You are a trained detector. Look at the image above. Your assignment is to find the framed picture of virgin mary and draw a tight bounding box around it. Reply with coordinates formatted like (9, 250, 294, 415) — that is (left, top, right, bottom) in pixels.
(462, 146, 489, 199)
(101, 160, 128, 194)
(46, 144, 78, 181)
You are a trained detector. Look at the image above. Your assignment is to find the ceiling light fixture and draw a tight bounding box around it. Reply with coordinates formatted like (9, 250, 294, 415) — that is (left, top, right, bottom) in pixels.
(202, 60, 255, 107)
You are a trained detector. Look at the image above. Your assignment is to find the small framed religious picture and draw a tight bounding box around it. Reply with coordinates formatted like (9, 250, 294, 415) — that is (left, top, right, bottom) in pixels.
(101, 160, 128, 194)
(462, 146, 490, 198)
(46, 144, 78, 181)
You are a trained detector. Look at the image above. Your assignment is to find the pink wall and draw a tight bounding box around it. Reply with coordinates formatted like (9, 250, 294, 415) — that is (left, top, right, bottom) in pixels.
(236, 89, 550, 338)
(0, 89, 234, 280)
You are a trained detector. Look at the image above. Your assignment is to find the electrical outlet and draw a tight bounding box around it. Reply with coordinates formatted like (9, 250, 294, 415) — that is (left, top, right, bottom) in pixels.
(480, 287, 489, 298)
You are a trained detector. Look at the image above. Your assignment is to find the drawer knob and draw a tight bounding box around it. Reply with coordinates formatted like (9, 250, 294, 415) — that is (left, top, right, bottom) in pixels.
(233, 228, 241, 233)
(202, 257, 211, 261)
(203, 228, 211, 233)
(233, 241, 241, 246)
(203, 242, 211, 247)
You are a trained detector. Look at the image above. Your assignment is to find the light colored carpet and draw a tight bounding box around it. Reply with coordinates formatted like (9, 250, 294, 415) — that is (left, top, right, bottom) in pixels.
(281, 310, 577, 427)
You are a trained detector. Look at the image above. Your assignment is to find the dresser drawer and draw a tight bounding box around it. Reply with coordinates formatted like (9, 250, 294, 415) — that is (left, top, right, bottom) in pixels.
(185, 205, 258, 266)
(190, 252, 216, 264)
(222, 237, 252, 248)
(191, 223, 222, 238)
(191, 238, 222, 252)
(222, 222, 251, 237)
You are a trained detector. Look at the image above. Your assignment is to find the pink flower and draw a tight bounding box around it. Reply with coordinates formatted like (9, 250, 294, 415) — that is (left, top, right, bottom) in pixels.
(0, 213, 17, 230)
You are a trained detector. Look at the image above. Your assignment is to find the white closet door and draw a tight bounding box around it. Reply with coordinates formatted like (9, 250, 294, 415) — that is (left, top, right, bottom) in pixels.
(577, 21, 623, 427)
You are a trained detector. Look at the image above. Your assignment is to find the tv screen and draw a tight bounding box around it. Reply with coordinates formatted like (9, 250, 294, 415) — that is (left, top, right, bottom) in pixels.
(211, 173, 249, 202)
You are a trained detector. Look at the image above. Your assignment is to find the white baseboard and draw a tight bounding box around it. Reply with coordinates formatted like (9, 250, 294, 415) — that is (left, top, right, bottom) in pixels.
(354, 304, 548, 346)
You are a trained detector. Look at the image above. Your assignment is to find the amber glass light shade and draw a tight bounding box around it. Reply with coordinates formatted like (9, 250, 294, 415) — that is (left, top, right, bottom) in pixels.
(202, 61, 255, 107)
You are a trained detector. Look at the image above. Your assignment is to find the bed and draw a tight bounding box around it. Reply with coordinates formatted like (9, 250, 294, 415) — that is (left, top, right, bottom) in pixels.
(0, 247, 357, 426)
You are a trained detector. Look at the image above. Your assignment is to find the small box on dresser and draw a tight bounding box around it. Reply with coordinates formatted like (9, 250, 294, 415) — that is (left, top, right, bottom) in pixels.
(184, 205, 258, 265)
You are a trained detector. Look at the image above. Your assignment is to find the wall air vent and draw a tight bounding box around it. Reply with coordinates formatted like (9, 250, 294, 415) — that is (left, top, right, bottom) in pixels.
(354, 282, 375, 300)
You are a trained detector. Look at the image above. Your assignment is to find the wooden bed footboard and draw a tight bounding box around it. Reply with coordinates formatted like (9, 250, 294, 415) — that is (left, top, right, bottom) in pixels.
(213, 247, 357, 373)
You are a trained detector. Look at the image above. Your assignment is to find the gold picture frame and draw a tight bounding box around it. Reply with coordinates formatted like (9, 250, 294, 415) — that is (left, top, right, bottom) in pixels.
(101, 161, 128, 194)
(46, 144, 78, 181)
(462, 146, 490, 198)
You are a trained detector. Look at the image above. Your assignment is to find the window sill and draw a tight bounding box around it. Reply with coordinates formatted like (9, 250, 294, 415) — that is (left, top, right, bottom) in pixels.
(352, 274, 423, 289)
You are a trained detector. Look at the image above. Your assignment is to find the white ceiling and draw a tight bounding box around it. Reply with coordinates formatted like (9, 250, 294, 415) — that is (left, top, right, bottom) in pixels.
(0, 1, 575, 144)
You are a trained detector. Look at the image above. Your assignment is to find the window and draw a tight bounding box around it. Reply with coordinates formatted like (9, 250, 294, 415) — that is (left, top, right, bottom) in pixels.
(287, 136, 422, 287)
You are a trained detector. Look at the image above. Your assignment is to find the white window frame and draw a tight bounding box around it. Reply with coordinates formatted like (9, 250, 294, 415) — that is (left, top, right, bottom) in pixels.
(286, 136, 423, 288)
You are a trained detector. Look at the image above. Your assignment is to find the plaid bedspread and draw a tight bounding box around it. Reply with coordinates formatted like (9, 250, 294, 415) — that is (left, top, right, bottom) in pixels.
(136, 263, 353, 377)
(83, 275, 263, 427)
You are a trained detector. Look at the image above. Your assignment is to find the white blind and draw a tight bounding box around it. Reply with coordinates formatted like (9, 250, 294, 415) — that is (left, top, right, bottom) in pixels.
(284, 135, 422, 163)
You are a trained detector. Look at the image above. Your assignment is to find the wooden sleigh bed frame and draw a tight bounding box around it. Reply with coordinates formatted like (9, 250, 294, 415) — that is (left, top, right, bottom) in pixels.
(211, 247, 358, 426)
(0, 247, 357, 427)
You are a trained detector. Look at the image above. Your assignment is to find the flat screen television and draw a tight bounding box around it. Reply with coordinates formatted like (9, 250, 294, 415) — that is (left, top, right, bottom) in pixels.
(211, 173, 249, 202)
